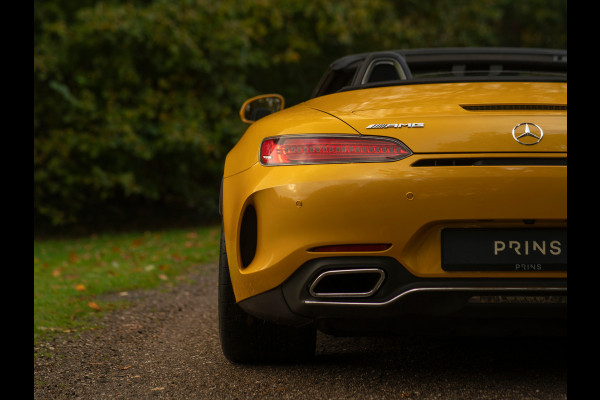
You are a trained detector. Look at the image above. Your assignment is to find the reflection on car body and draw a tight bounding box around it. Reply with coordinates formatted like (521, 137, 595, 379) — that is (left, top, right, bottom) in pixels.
(218, 48, 567, 363)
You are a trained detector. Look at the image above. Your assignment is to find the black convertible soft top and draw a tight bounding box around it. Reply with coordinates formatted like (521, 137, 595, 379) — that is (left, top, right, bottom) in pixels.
(311, 47, 567, 98)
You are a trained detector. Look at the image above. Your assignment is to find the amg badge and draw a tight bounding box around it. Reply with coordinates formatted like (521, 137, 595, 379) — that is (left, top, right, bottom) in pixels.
(366, 123, 424, 129)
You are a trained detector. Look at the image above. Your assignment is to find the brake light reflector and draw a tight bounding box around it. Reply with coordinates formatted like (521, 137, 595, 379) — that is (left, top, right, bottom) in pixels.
(260, 135, 412, 165)
(309, 244, 391, 252)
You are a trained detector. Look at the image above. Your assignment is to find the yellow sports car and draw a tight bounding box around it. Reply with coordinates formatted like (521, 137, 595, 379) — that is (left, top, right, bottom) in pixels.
(218, 48, 567, 363)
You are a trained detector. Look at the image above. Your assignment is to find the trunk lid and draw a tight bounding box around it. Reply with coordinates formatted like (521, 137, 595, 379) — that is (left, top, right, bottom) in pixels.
(305, 81, 567, 153)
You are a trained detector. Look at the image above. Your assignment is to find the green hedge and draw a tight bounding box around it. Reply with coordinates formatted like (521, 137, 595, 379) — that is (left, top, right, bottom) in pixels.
(34, 0, 566, 234)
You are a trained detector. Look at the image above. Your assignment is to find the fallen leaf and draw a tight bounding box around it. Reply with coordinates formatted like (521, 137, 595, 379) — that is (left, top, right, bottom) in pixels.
(51, 268, 62, 277)
(88, 302, 101, 311)
(75, 284, 86, 291)
(120, 365, 132, 370)
(172, 253, 184, 261)
(158, 274, 168, 281)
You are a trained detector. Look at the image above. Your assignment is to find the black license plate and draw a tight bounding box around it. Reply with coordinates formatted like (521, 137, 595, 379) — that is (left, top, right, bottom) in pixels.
(441, 228, 567, 272)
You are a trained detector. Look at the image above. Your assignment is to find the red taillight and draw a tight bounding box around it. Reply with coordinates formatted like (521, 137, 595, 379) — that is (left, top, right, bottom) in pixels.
(259, 135, 412, 165)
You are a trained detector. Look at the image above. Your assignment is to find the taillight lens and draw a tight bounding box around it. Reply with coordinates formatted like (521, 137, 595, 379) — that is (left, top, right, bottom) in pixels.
(259, 135, 412, 165)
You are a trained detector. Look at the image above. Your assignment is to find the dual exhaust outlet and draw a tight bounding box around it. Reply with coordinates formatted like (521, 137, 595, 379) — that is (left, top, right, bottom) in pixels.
(308, 268, 386, 298)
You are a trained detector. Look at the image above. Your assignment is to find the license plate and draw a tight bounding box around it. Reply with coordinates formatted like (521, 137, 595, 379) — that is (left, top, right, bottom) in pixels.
(441, 228, 567, 272)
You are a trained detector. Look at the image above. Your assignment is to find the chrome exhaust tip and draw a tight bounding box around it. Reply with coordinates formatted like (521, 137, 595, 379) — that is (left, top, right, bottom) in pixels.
(308, 268, 385, 298)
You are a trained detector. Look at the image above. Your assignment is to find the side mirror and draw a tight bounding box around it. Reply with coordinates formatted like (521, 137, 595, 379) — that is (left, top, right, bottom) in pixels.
(239, 94, 285, 123)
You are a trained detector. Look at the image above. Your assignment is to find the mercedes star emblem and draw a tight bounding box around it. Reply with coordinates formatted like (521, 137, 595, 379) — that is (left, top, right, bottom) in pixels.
(512, 122, 544, 145)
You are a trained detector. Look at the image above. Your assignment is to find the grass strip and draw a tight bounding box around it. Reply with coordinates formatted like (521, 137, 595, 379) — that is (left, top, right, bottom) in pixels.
(34, 225, 220, 346)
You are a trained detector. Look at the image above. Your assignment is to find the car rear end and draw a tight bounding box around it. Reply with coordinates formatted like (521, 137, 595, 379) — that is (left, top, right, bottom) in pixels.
(219, 49, 566, 363)
(224, 81, 566, 335)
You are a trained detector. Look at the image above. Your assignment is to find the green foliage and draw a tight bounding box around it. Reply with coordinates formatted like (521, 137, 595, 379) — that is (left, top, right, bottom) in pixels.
(33, 0, 566, 232)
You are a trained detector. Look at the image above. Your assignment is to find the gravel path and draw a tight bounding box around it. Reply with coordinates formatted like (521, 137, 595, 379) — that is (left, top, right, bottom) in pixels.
(34, 262, 567, 399)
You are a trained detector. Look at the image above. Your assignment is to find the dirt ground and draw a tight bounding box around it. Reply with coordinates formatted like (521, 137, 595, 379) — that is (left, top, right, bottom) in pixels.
(34, 262, 567, 399)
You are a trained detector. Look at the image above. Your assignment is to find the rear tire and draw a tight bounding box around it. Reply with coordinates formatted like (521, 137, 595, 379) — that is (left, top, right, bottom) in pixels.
(218, 227, 316, 364)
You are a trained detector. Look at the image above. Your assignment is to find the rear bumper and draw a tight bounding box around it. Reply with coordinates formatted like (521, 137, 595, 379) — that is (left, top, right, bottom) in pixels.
(239, 256, 567, 334)
(223, 153, 567, 302)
